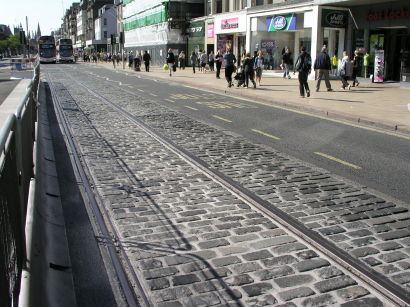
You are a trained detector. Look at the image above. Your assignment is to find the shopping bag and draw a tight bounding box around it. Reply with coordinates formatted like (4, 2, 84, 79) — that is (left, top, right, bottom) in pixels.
(163, 63, 169, 71)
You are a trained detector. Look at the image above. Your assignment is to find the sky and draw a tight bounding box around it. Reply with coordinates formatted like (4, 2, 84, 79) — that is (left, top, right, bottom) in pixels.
(0, 0, 74, 35)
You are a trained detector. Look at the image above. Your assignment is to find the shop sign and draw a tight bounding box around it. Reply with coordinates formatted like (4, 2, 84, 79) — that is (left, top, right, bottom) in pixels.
(187, 22, 205, 37)
(207, 23, 214, 38)
(321, 9, 348, 28)
(261, 40, 275, 50)
(366, 9, 410, 21)
(266, 14, 296, 32)
(221, 18, 239, 30)
(374, 49, 384, 83)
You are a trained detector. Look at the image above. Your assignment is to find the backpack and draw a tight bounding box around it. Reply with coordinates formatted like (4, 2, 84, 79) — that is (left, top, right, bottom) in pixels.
(302, 54, 312, 72)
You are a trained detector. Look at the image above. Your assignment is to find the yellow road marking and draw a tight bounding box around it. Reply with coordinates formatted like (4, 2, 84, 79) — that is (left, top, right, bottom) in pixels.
(185, 106, 198, 110)
(252, 129, 281, 140)
(314, 152, 361, 169)
(212, 115, 232, 123)
(128, 85, 133, 88)
(137, 89, 144, 92)
(150, 93, 158, 97)
(183, 85, 410, 141)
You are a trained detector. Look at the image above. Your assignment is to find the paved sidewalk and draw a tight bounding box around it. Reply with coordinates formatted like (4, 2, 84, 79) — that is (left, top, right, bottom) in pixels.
(90, 62, 410, 134)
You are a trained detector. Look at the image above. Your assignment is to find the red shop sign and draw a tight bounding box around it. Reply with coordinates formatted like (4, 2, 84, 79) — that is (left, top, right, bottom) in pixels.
(366, 9, 410, 21)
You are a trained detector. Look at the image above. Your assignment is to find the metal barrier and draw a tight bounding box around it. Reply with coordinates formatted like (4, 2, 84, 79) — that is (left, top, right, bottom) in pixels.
(0, 61, 40, 307)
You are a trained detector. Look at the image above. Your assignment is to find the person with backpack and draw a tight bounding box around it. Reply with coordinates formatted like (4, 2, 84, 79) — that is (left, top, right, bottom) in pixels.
(294, 46, 311, 98)
(352, 50, 361, 87)
(338, 51, 352, 90)
(166, 48, 175, 76)
(314, 46, 333, 92)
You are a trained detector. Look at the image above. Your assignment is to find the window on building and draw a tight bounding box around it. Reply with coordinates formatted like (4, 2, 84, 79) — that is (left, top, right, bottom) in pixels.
(207, 0, 212, 14)
(255, 0, 264, 5)
(104, 18, 107, 26)
(216, 0, 222, 13)
(104, 31, 108, 38)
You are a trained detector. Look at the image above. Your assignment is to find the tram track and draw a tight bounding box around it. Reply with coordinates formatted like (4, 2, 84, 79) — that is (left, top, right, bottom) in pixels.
(45, 68, 410, 306)
(46, 72, 153, 307)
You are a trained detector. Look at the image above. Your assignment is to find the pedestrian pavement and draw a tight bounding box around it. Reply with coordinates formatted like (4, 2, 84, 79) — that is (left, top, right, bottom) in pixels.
(89, 61, 410, 134)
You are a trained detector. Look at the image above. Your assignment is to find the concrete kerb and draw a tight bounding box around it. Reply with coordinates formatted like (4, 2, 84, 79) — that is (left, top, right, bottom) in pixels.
(90, 62, 410, 135)
(19, 82, 76, 307)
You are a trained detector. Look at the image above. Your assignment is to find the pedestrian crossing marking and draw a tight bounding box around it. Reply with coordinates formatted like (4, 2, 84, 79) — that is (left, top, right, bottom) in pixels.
(252, 129, 281, 140)
(195, 101, 257, 109)
(212, 115, 232, 123)
(315, 152, 361, 169)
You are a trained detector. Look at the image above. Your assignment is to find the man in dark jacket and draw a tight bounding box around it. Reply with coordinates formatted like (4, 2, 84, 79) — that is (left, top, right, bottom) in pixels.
(314, 46, 333, 92)
(143, 50, 151, 72)
(294, 46, 311, 98)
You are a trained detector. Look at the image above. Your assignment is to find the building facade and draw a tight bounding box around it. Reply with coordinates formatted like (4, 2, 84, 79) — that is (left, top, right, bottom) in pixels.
(122, 0, 205, 65)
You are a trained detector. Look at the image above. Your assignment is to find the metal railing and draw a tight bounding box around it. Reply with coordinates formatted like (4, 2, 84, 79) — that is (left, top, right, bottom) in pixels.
(0, 61, 40, 307)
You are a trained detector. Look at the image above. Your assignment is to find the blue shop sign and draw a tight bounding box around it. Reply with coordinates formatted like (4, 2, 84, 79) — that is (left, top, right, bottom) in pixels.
(266, 14, 296, 32)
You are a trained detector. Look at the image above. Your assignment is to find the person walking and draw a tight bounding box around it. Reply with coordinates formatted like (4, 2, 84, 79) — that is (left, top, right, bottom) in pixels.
(352, 50, 361, 87)
(223, 48, 236, 88)
(331, 53, 338, 76)
(190, 51, 197, 74)
(112, 53, 116, 68)
(166, 48, 175, 76)
(215, 50, 223, 79)
(143, 50, 151, 72)
(200, 51, 208, 73)
(128, 51, 134, 68)
(209, 51, 215, 71)
(197, 50, 203, 72)
(338, 51, 352, 90)
(243, 52, 256, 88)
(314, 46, 333, 92)
(363, 51, 370, 78)
(254, 51, 264, 86)
(178, 50, 186, 70)
(282, 48, 292, 79)
(294, 46, 311, 98)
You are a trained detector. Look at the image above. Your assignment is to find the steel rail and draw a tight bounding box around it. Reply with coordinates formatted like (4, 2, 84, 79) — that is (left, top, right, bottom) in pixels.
(45, 72, 152, 307)
(60, 68, 409, 307)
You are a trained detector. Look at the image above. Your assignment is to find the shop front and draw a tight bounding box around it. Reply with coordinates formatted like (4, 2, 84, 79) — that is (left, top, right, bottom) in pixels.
(350, 1, 410, 83)
(214, 11, 247, 61)
(187, 20, 205, 66)
(247, 5, 348, 73)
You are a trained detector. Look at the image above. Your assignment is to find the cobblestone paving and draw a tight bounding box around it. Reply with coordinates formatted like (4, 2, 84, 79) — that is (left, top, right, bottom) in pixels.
(46, 68, 408, 306)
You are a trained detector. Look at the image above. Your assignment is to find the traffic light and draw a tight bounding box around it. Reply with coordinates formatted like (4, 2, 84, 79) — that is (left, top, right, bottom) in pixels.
(111, 34, 116, 45)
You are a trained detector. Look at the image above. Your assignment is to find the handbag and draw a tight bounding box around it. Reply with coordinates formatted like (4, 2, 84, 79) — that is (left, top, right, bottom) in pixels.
(163, 63, 169, 71)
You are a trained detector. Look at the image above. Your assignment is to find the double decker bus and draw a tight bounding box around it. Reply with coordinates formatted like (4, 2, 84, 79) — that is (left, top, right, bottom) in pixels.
(56, 38, 74, 63)
(38, 35, 56, 63)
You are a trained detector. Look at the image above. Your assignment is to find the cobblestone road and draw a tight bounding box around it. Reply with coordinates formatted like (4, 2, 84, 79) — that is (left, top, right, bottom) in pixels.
(45, 66, 409, 306)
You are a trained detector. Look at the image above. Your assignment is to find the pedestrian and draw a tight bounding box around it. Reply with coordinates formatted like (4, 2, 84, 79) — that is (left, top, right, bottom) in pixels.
(209, 50, 215, 71)
(338, 51, 352, 90)
(197, 50, 202, 72)
(314, 46, 333, 92)
(166, 48, 175, 76)
(143, 50, 151, 72)
(215, 50, 223, 79)
(112, 53, 116, 68)
(190, 51, 197, 74)
(254, 51, 264, 86)
(363, 51, 370, 78)
(282, 47, 292, 79)
(200, 50, 208, 73)
(223, 48, 237, 88)
(293, 46, 312, 98)
(243, 52, 256, 88)
(178, 50, 185, 70)
(128, 51, 133, 68)
(352, 50, 361, 87)
(331, 53, 338, 76)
